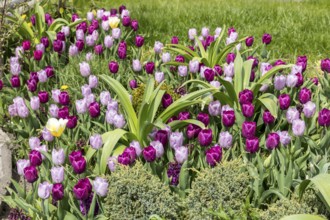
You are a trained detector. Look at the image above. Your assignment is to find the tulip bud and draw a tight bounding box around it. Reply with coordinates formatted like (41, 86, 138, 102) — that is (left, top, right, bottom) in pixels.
(24, 165, 38, 183)
(143, 146, 156, 162)
(93, 177, 108, 197)
(108, 156, 117, 172)
(162, 93, 173, 108)
(263, 110, 275, 124)
(205, 145, 222, 167)
(135, 35, 144, 47)
(292, 119, 305, 136)
(38, 181, 53, 199)
(266, 132, 280, 150)
(242, 121, 256, 138)
(52, 183, 64, 201)
(11, 76, 20, 88)
(51, 166, 64, 183)
(262, 33, 272, 44)
(155, 71, 164, 83)
(17, 159, 30, 176)
(131, 19, 138, 31)
(175, 146, 188, 164)
(154, 41, 163, 54)
(245, 36, 254, 47)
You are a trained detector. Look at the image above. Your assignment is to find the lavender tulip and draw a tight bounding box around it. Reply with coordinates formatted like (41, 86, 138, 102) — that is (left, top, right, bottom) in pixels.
(169, 132, 184, 150)
(42, 128, 54, 142)
(38, 181, 53, 199)
(154, 41, 163, 54)
(89, 75, 98, 88)
(208, 100, 221, 116)
(30, 96, 40, 111)
(90, 134, 103, 149)
(108, 156, 117, 172)
(93, 177, 108, 197)
(52, 148, 65, 165)
(150, 141, 164, 158)
(286, 107, 300, 124)
(17, 159, 30, 176)
(189, 60, 199, 73)
(80, 62, 91, 77)
(51, 166, 64, 183)
(303, 101, 316, 118)
(277, 131, 291, 146)
(292, 119, 305, 136)
(175, 146, 188, 164)
(274, 75, 286, 90)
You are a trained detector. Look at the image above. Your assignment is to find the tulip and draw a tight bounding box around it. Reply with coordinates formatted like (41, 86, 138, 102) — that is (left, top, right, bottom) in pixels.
(41, 37, 49, 48)
(178, 66, 188, 77)
(162, 93, 173, 108)
(160, 53, 171, 64)
(189, 60, 199, 73)
(205, 145, 222, 167)
(15, 46, 24, 58)
(117, 42, 127, 59)
(292, 119, 305, 136)
(135, 35, 144, 47)
(263, 110, 275, 124)
(266, 132, 280, 150)
(188, 28, 197, 40)
(0, 80, 3, 90)
(224, 62, 234, 77)
(108, 156, 117, 172)
(169, 132, 184, 150)
(195, 113, 209, 127)
(286, 107, 300, 124)
(226, 53, 236, 64)
(72, 13, 79, 22)
(296, 55, 307, 72)
(58, 91, 70, 106)
(274, 75, 286, 90)
(42, 128, 54, 142)
(53, 40, 63, 52)
(89, 102, 100, 118)
(311, 77, 318, 85)
(143, 146, 156, 162)
(30, 96, 40, 111)
(175, 146, 188, 164)
(113, 114, 126, 128)
(52, 148, 65, 165)
(171, 36, 179, 44)
(144, 62, 155, 74)
(29, 150, 42, 166)
(155, 130, 168, 146)
(245, 36, 254, 47)
(10, 62, 21, 76)
(52, 183, 64, 201)
(22, 40, 31, 50)
(73, 178, 92, 201)
(128, 79, 137, 89)
(155, 71, 164, 83)
(11, 76, 20, 88)
(150, 141, 164, 158)
(121, 9, 129, 17)
(124, 146, 138, 163)
(37, 70, 47, 83)
(262, 33, 272, 44)
(108, 16, 120, 29)
(178, 111, 190, 121)
(66, 116, 78, 129)
(36, 43, 45, 53)
(321, 58, 330, 73)
(201, 27, 209, 37)
(243, 137, 259, 154)
(129, 141, 142, 156)
(89, 75, 98, 88)
(33, 50, 43, 61)
(24, 166, 38, 183)
(46, 118, 68, 137)
(89, 134, 103, 150)
(242, 103, 254, 118)
(286, 74, 298, 88)
(154, 41, 164, 54)
(298, 87, 312, 104)
(71, 156, 86, 174)
(239, 89, 254, 104)
(45, 66, 54, 78)
(204, 68, 215, 82)
(8, 104, 17, 117)
(222, 110, 235, 127)
(208, 100, 221, 116)
(198, 129, 213, 146)
(318, 108, 330, 127)
(242, 121, 256, 138)
(117, 152, 131, 165)
(79, 62, 90, 77)
(51, 166, 64, 183)
(58, 106, 69, 119)
(69, 45, 78, 56)
(303, 101, 316, 118)
(131, 19, 138, 31)
(278, 94, 291, 110)
(295, 73, 304, 87)
(17, 159, 30, 176)
(93, 177, 108, 197)
(277, 131, 291, 146)
(38, 181, 53, 199)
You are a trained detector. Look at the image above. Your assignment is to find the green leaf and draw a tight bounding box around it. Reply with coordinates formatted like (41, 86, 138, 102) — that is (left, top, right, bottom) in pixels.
(48, 18, 69, 32)
(258, 93, 278, 118)
(233, 49, 244, 94)
(280, 214, 326, 220)
(168, 119, 206, 130)
(178, 160, 189, 191)
(35, 3, 45, 39)
(218, 77, 238, 107)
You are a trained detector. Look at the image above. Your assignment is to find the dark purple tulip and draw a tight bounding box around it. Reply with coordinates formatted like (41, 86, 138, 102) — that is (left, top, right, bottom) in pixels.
(266, 132, 280, 150)
(72, 13, 79, 22)
(263, 110, 275, 124)
(76, 40, 85, 51)
(24, 166, 38, 183)
(67, 116, 78, 129)
(135, 35, 144, 47)
(143, 146, 156, 162)
(242, 103, 254, 118)
(204, 68, 215, 82)
(278, 94, 291, 110)
(45, 13, 52, 23)
(118, 152, 131, 165)
(110, 8, 117, 15)
(245, 36, 254, 47)
(56, 32, 65, 41)
(131, 19, 138, 31)
(239, 89, 254, 104)
(205, 145, 222, 167)
(123, 147, 137, 163)
(178, 111, 190, 121)
(222, 110, 236, 127)
(175, 55, 185, 63)
(197, 113, 210, 126)
(59, 91, 70, 106)
(296, 55, 307, 72)
(29, 150, 42, 166)
(117, 42, 127, 59)
(94, 45, 103, 55)
(34, 50, 43, 61)
(69, 150, 83, 164)
(77, 21, 87, 33)
(311, 77, 319, 85)
(45, 66, 54, 78)
(38, 91, 49, 103)
(214, 65, 223, 76)
(274, 59, 286, 66)
(0, 80, 3, 90)
(318, 108, 330, 127)
(122, 16, 131, 26)
(171, 36, 179, 44)
(167, 116, 177, 123)
(228, 27, 236, 36)
(155, 130, 168, 146)
(129, 79, 137, 89)
(89, 102, 100, 118)
(27, 79, 37, 92)
(226, 53, 236, 64)
(73, 178, 92, 201)
(206, 35, 215, 46)
(91, 19, 99, 29)
(162, 93, 173, 108)
(22, 40, 31, 50)
(246, 137, 259, 153)
(58, 106, 69, 119)
(144, 62, 155, 74)
(87, 25, 97, 35)
(298, 87, 311, 104)
(248, 56, 259, 69)
(52, 183, 64, 201)
(53, 40, 63, 53)
(242, 121, 256, 138)
(72, 156, 86, 174)
(11, 76, 20, 88)
(262, 33, 272, 44)
(30, 15, 36, 25)
(198, 129, 213, 146)
(295, 73, 304, 87)
(30, 72, 39, 82)
(119, 5, 126, 14)
(321, 58, 330, 73)
(41, 37, 49, 48)
(109, 61, 119, 74)
(186, 124, 196, 139)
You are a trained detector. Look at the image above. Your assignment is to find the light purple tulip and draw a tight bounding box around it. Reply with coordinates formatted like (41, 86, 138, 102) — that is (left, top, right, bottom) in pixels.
(10, 62, 21, 76)
(130, 141, 142, 156)
(86, 35, 95, 46)
(189, 60, 199, 73)
(75, 99, 87, 114)
(42, 128, 54, 142)
(155, 71, 164, 83)
(37, 70, 47, 83)
(277, 131, 291, 146)
(286, 107, 300, 124)
(112, 28, 121, 39)
(93, 177, 108, 197)
(29, 137, 40, 150)
(208, 100, 221, 116)
(79, 62, 91, 77)
(104, 35, 114, 48)
(107, 100, 118, 111)
(51, 166, 64, 183)
(175, 146, 188, 164)
(274, 75, 286, 90)
(30, 96, 40, 111)
(87, 12, 94, 21)
(76, 29, 84, 40)
(210, 80, 221, 88)
(108, 156, 117, 172)
(17, 159, 30, 175)
(100, 91, 111, 106)
(188, 28, 197, 40)
(154, 41, 163, 54)
(90, 134, 103, 150)
(61, 26, 70, 36)
(51, 89, 61, 103)
(178, 66, 188, 77)
(303, 101, 316, 118)
(286, 74, 298, 88)
(162, 52, 171, 63)
(88, 75, 98, 88)
(224, 62, 234, 77)
(52, 148, 65, 165)
(113, 114, 125, 128)
(81, 84, 92, 97)
(218, 131, 233, 149)
(102, 20, 110, 31)
(38, 181, 53, 199)
(132, 59, 142, 72)
(201, 27, 209, 37)
(86, 52, 93, 61)
(85, 93, 95, 106)
(36, 43, 45, 53)
(169, 132, 184, 150)
(150, 141, 164, 158)
(69, 45, 78, 56)
(292, 119, 305, 136)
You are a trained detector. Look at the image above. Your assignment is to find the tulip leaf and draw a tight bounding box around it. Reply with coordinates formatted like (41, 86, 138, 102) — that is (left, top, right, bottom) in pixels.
(233, 49, 244, 94)
(280, 214, 326, 220)
(179, 160, 190, 191)
(168, 119, 206, 130)
(257, 93, 278, 118)
(218, 77, 238, 107)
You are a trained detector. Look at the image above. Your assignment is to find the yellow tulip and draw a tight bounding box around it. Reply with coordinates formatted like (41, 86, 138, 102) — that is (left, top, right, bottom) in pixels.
(21, 14, 27, 20)
(46, 118, 68, 137)
(61, 85, 69, 90)
(92, 9, 96, 17)
(109, 17, 120, 29)
(59, 8, 64, 14)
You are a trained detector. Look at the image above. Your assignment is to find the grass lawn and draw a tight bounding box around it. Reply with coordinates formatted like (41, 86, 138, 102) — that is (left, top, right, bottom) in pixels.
(95, 0, 330, 70)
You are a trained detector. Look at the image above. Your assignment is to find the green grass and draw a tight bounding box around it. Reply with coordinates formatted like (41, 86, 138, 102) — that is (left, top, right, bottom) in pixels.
(94, 0, 330, 69)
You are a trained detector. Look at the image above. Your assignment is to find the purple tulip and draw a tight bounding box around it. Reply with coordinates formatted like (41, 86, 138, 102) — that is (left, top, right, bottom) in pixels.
(0, 79, 3, 90)
(38, 91, 49, 103)
(155, 130, 168, 146)
(178, 111, 190, 121)
(11, 76, 20, 88)
(214, 65, 223, 76)
(144, 62, 155, 74)
(52, 183, 64, 201)
(41, 37, 49, 48)
(67, 116, 78, 129)
(204, 68, 215, 82)
(321, 58, 330, 73)
(248, 56, 259, 69)
(175, 55, 185, 63)
(278, 94, 291, 110)
(242, 121, 256, 138)
(226, 53, 236, 64)
(131, 20, 138, 31)
(298, 87, 311, 104)
(59, 91, 70, 106)
(311, 77, 319, 85)
(242, 103, 254, 118)
(286, 107, 300, 124)
(197, 113, 210, 126)
(263, 110, 275, 124)
(117, 43, 127, 59)
(89, 102, 100, 118)
(205, 145, 222, 167)
(318, 108, 330, 127)
(239, 89, 254, 104)
(109, 61, 119, 74)
(117, 152, 131, 165)
(56, 32, 65, 41)
(222, 110, 235, 127)
(57, 106, 69, 119)
(295, 73, 304, 87)
(94, 44, 103, 55)
(24, 166, 38, 183)
(246, 137, 259, 153)
(29, 150, 42, 166)
(22, 40, 31, 50)
(171, 36, 179, 44)
(135, 35, 144, 47)
(75, 40, 85, 52)
(296, 55, 307, 72)
(262, 33, 272, 44)
(162, 93, 173, 108)
(73, 178, 92, 201)
(198, 129, 213, 146)
(45, 66, 54, 78)
(53, 40, 63, 53)
(71, 156, 86, 174)
(129, 79, 137, 89)
(245, 36, 254, 47)
(122, 16, 131, 26)
(119, 5, 126, 13)
(30, 15, 36, 25)
(266, 132, 280, 150)
(123, 147, 137, 164)
(143, 146, 156, 162)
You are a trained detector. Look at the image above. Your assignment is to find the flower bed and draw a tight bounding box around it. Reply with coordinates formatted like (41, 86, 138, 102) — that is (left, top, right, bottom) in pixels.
(1, 2, 330, 220)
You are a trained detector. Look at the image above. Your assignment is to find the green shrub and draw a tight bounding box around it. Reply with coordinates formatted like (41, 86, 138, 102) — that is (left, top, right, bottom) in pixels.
(104, 162, 185, 219)
(186, 159, 251, 219)
(301, 188, 330, 218)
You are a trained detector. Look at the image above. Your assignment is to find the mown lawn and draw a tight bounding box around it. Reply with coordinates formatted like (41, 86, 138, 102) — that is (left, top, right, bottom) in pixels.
(96, 0, 330, 70)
